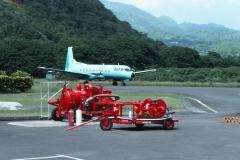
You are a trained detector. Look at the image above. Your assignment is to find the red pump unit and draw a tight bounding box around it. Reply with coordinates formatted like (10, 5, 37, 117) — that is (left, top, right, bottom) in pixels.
(49, 82, 117, 121)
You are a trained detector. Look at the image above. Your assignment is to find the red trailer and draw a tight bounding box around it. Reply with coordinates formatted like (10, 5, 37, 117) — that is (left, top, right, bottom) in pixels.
(67, 97, 179, 131)
(48, 82, 178, 131)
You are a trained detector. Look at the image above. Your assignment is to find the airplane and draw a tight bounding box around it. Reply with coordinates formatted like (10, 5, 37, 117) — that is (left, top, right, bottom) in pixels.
(38, 47, 156, 86)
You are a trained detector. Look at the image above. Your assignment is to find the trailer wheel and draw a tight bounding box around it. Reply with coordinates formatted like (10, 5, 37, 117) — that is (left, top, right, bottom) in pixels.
(135, 124, 144, 128)
(82, 114, 93, 120)
(163, 118, 174, 130)
(100, 118, 113, 131)
(51, 108, 64, 121)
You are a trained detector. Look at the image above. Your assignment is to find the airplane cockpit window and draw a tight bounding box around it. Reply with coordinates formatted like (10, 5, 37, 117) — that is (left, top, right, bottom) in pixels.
(125, 68, 131, 72)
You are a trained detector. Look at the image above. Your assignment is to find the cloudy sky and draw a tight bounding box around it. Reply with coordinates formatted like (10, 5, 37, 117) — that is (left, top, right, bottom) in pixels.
(108, 0, 240, 31)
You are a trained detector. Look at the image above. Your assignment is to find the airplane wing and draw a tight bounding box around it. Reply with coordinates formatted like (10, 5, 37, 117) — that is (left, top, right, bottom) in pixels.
(134, 69, 156, 74)
(37, 67, 90, 79)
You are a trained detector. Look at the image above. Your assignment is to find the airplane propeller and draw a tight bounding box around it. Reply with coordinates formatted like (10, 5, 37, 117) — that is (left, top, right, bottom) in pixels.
(131, 66, 136, 72)
(131, 73, 136, 79)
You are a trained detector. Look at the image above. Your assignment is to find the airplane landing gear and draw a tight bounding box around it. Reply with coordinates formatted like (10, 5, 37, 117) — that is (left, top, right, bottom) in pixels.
(121, 82, 126, 86)
(112, 81, 118, 86)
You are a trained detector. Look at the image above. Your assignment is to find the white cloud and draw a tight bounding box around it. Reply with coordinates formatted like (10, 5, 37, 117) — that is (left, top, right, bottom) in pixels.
(224, 0, 240, 5)
(109, 0, 165, 9)
(107, 0, 240, 30)
(170, 0, 216, 7)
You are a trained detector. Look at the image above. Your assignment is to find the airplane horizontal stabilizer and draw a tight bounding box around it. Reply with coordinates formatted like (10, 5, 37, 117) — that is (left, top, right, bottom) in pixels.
(37, 67, 90, 79)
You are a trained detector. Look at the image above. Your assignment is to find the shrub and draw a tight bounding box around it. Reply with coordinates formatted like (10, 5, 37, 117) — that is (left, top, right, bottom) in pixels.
(9, 76, 33, 92)
(0, 75, 10, 92)
(0, 70, 7, 75)
(190, 74, 206, 83)
(10, 70, 33, 92)
(9, 70, 31, 77)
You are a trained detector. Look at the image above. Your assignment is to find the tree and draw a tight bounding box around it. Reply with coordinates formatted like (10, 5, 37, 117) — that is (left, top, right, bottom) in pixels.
(161, 46, 201, 68)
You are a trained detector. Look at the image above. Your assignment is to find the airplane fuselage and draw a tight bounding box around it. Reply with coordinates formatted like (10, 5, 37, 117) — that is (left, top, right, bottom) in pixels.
(38, 47, 155, 86)
(67, 64, 135, 82)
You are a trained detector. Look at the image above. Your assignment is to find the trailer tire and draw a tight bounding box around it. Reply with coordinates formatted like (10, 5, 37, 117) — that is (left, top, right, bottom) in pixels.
(51, 108, 64, 121)
(163, 118, 174, 130)
(135, 124, 144, 128)
(100, 118, 113, 131)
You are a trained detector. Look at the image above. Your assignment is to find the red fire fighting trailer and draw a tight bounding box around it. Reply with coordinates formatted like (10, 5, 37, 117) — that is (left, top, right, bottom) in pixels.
(48, 82, 178, 131)
(66, 97, 179, 131)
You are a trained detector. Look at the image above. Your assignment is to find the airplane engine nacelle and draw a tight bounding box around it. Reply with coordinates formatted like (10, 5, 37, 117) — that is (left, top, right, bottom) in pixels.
(96, 75, 105, 79)
(89, 74, 105, 80)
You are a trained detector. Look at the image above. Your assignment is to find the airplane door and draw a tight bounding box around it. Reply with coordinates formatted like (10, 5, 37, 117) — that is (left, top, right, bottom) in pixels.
(100, 66, 108, 76)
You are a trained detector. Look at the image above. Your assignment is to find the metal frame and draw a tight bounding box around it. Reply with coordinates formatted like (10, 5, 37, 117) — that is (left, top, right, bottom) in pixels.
(40, 81, 71, 120)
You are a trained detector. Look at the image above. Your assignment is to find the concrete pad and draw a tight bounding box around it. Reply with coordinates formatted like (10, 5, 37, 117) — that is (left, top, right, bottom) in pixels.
(8, 121, 68, 127)
(8, 120, 99, 127)
(0, 102, 22, 110)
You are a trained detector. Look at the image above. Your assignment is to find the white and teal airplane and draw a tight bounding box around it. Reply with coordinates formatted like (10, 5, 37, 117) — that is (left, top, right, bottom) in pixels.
(38, 47, 156, 86)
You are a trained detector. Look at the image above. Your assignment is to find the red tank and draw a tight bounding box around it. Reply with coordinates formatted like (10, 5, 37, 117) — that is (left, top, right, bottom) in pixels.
(49, 82, 116, 121)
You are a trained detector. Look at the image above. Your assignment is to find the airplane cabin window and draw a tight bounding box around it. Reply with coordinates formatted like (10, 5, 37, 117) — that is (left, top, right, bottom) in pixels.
(125, 68, 131, 72)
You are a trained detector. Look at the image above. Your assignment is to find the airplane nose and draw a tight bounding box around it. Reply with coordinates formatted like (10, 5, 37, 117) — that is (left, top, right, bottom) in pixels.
(131, 73, 135, 78)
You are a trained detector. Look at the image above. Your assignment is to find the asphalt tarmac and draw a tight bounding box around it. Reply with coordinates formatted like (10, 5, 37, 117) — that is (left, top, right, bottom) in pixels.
(1, 86, 240, 160)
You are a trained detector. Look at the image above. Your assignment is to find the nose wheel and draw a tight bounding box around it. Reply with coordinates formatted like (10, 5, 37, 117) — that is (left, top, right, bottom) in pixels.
(84, 81, 89, 84)
(112, 81, 126, 86)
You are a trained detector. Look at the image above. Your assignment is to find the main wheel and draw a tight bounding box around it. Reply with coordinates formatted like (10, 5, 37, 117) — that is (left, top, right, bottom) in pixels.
(84, 81, 89, 84)
(82, 114, 93, 120)
(112, 81, 118, 86)
(163, 118, 174, 130)
(51, 108, 64, 121)
(100, 118, 113, 131)
(121, 82, 126, 86)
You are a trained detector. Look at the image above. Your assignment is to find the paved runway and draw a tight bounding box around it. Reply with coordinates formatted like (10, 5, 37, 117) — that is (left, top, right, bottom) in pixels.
(1, 86, 240, 160)
(106, 86, 240, 115)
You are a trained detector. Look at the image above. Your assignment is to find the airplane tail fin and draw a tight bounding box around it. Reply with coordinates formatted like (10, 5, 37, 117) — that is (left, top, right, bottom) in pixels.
(65, 47, 86, 71)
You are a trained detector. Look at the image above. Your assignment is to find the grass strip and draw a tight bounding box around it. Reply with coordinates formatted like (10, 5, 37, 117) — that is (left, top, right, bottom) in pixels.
(0, 79, 187, 117)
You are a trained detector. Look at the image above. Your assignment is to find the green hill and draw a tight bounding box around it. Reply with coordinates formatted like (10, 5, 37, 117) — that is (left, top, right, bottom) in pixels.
(100, 0, 240, 56)
(0, 0, 166, 76)
(0, 0, 144, 42)
(1, 0, 240, 78)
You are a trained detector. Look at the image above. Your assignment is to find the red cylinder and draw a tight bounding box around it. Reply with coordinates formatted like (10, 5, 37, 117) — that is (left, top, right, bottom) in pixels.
(68, 109, 74, 126)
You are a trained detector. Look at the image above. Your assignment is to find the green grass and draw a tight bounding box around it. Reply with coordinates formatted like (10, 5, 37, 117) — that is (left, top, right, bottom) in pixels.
(0, 79, 187, 117)
(114, 90, 185, 108)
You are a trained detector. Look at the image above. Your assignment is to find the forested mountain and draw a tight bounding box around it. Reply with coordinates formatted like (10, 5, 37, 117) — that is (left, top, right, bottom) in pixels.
(0, 0, 166, 76)
(100, 0, 240, 57)
(1, 0, 240, 78)
(0, 0, 143, 41)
